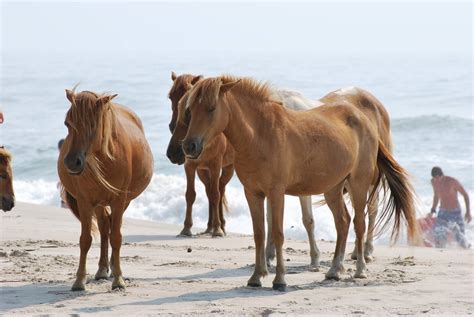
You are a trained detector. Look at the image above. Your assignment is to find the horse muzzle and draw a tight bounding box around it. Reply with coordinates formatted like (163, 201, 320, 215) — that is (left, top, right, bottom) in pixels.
(166, 144, 186, 165)
(182, 137, 203, 160)
(1, 196, 15, 212)
(64, 151, 86, 175)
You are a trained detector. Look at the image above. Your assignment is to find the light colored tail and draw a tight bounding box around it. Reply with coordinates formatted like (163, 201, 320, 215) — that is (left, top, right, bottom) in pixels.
(374, 142, 422, 245)
(222, 192, 229, 214)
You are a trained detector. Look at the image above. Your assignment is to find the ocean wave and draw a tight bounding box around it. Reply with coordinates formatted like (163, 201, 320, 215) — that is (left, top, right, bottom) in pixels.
(392, 115, 473, 132)
(12, 174, 473, 247)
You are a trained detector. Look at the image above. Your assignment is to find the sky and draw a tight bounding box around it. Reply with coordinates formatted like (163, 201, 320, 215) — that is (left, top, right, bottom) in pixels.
(1, 1, 472, 55)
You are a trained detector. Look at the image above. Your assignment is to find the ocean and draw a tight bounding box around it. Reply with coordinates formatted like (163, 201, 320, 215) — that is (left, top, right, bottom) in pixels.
(1, 50, 472, 245)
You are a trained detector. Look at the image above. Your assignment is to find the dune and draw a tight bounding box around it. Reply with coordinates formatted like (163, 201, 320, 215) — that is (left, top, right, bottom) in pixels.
(0, 202, 472, 315)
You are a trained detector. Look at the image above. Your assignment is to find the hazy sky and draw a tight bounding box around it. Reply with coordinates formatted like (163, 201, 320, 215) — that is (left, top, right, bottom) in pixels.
(1, 1, 472, 55)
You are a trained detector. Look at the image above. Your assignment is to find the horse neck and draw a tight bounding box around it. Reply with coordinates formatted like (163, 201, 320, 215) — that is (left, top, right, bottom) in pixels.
(223, 92, 269, 156)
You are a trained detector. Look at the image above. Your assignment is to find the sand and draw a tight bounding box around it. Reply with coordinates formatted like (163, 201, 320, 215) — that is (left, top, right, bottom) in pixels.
(0, 202, 473, 316)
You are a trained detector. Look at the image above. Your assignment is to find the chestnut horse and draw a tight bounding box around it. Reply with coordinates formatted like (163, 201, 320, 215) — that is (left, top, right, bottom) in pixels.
(167, 73, 320, 268)
(182, 76, 420, 291)
(167, 72, 235, 237)
(0, 146, 15, 212)
(319, 87, 393, 262)
(58, 89, 153, 291)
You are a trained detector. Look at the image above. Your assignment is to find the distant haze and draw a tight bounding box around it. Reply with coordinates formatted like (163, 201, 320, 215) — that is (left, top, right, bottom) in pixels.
(1, 1, 472, 55)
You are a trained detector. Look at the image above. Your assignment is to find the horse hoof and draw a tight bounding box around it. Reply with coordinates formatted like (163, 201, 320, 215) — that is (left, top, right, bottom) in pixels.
(71, 280, 86, 291)
(309, 265, 320, 272)
(247, 281, 262, 288)
(325, 271, 340, 281)
(178, 228, 193, 237)
(272, 283, 287, 292)
(354, 271, 368, 279)
(350, 252, 358, 260)
(364, 255, 374, 263)
(95, 268, 109, 280)
(112, 276, 126, 290)
(212, 228, 225, 237)
(95, 274, 109, 281)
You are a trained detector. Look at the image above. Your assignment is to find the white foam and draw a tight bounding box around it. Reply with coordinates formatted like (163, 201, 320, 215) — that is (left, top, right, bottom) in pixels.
(11, 174, 473, 247)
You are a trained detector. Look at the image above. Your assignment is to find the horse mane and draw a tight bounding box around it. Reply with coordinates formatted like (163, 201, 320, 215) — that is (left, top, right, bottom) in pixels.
(0, 146, 12, 164)
(168, 74, 195, 97)
(186, 75, 273, 111)
(65, 89, 120, 194)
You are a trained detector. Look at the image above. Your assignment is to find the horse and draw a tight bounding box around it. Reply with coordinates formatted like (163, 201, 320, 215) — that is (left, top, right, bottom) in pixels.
(182, 76, 420, 291)
(0, 146, 15, 212)
(58, 89, 154, 291)
(167, 73, 320, 268)
(167, 72, 235, 237)
(319, 87, 393, 262)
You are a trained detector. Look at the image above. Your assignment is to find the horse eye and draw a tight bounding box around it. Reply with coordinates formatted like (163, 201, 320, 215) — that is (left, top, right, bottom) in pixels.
(208, 107, 215, 113)
(0, 174, 6, 180)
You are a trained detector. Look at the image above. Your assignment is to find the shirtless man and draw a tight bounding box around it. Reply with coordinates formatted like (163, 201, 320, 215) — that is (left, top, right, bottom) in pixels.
(431, 166, 471, 248)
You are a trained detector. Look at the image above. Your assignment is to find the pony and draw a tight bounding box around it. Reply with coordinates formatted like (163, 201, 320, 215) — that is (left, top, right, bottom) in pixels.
(58, 89, 154, 291)
(0, 146, 15, 212)
(319, 87, 393, 262)
(167, 72, 235, 237)
(167, 73, 320, 269)
(182, 76, 420, 291)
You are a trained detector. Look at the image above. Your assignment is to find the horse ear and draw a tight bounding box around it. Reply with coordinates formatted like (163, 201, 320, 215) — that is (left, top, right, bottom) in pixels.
(171, 71, 177, 81)
(191, 75, 203, 85)
(65, 89, 75, 103)
(219, 80, 241, 95)
(97, 94, 118, 107)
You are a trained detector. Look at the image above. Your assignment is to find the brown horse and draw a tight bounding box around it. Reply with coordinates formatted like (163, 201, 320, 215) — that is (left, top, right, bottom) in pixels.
(319, 87, 393, 262)
(0, 146, 15, 212)
(167, 72, 235, 237)
(58, 89, 154, 291)
(182, 76, 420, 291)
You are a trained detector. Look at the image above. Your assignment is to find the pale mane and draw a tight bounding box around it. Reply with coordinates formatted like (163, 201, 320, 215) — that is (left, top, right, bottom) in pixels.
(65, 89, 120, 194)
(186, 75, 273, 110)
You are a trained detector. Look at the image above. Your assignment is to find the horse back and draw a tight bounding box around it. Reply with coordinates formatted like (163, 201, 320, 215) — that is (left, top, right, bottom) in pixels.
(320, 87, 392, 149)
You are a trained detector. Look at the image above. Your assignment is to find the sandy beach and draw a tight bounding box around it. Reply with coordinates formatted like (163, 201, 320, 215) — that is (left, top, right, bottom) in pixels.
(0, 202, 472, 316)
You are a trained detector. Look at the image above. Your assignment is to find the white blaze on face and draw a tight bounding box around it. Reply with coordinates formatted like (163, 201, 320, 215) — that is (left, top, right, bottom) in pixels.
(335, 86, 358, 96)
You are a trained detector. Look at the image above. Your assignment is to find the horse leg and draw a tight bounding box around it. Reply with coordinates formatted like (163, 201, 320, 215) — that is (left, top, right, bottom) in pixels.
(71, 200, 93, 291)
(265, 198, 275, 267)
(324, 182, 350, 280)
(109, 201, 128, 290)
(299, 195, 320, 268)
(364, 188, 378, 262)
(180, 163, 197, 236)
(218, 164, 234, 234)
(268, 189, 286, 291)
(347, 180, 371, 279)
(95, 206, 111, 280)
(197, 169, 213, 234)
(244, 189, 267, 288)
(208, 162, 224, 237)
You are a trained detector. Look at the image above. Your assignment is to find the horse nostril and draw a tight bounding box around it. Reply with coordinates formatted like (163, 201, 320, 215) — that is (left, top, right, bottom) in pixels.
(75, 158, 82, 168)
(189, 142, 197, 153)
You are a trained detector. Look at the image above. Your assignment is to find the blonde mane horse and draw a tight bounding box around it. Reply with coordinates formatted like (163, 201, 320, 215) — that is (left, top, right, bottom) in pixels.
(0, 146, 15, 212)
(182, 76, 420, 291)
(58, 89, 154, 291)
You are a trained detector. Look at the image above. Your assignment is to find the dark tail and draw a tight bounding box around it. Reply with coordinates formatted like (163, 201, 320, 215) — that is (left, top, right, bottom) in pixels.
(64, 187, 98, 235)
(374, 142, 422, 245)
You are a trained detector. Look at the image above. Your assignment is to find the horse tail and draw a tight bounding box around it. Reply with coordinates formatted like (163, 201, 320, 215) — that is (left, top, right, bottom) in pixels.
(64, 188, 99, 235)
(374, 142, 422, 245)
(222, 192, 229, 214)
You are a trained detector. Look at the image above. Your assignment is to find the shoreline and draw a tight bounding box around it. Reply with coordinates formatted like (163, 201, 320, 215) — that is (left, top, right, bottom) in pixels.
(0, 202, 473, 315)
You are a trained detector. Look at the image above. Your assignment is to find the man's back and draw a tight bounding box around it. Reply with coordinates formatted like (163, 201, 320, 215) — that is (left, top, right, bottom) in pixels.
(432, 176, 461, 210)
